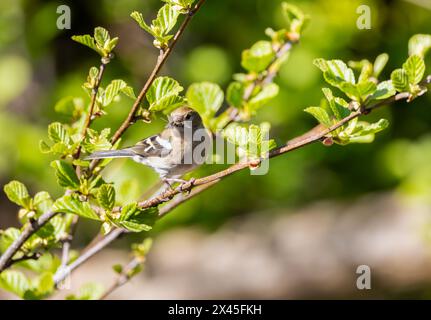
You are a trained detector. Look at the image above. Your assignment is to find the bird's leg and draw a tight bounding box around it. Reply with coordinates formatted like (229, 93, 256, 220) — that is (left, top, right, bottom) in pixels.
(163, 177, 195, 194)
(180, 178, 196, 194)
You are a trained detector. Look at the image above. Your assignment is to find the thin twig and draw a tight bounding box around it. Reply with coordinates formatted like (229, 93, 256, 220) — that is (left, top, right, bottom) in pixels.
(100, 257, 143, 300)
(89, 0, 206, 172)
(0, 211, 58, 272)
(3, 252, 42, 270)
(60, 215, 79, 268)
(53, 228, 125, 285)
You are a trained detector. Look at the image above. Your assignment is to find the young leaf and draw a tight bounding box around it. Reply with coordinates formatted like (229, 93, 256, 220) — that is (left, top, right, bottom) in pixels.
(102, 80, 127, 107)
(97, 184, 116, 211)
(48, 122, 70, 145)
(403, 55, 425, 85)
(94, 27, 110, 48)
(50, 160, 80, 190)
(247, 83, 279, 112)
(33, 191, 53, 214)
(66, 283, 105, 300)
(131, 5, 180, 48)
(408, 34, 431, 58)
(154, 4, 180, 35)
(369, 80, 396, 100)
(241, 41, 275, 73)
(71, 35, 102, 56)
(0, 271, 31, 298)
(53, 195, 100, 221)
(226, 82, 245, 108)
(314, 59, 355, 87)
(4, 181, 31, 208)
(223, 123, 276, 159)
(146, 77, 184, 112)
(115, 204, 158, 233)
(162, 0, 196, 13)
(373, 53, 389, 78)
(304, 107, 332, 127)
(322, 88, 349, 120)
(0, 228, 21, 254)
(391, 68, 409, 92)
(281, 2, 309, 35)
(186, 82, 224, 121)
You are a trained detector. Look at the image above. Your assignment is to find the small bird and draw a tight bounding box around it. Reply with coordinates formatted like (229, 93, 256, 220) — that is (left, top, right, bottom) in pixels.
(85, 106, 211, 186)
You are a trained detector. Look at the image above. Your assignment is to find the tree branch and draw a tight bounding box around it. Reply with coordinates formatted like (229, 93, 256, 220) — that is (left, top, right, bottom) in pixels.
(51, 79, 431, 278)
(99, 257, 143, 300)
(89, 0, 206, 173)
(0, 210, 58, 272)
(0, 0, 206, 276)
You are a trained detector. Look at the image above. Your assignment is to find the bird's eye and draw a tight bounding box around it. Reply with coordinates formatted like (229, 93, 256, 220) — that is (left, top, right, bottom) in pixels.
(185, 113, 192, 120)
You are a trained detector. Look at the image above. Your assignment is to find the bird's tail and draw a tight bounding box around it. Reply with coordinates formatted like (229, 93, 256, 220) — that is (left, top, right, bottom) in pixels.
(84, 149, 135, 160)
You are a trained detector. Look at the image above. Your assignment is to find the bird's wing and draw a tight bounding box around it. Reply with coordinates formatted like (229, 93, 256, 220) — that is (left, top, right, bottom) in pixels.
(130, 133, 173, 158)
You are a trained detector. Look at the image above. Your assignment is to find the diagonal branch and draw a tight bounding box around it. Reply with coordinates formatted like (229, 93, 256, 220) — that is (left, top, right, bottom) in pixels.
(52, 78, 431, 280)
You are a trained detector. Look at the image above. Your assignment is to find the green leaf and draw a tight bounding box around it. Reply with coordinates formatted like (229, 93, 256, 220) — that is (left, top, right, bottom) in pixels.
(4, 181, 31, 208)
(348, 59, 373, 83)
(33, 191, 53, 214)
(322, 88, 350, 120)
(66, 283, 105, 300)
(50, 160, 80, 190)
(281, 2, 309, 34)
(0, 228, 20, 254)
(115, 204, 158, 233)
(112, 264, 123, 274)
(304, 107, 332, 127)
(226, 82, 245, 108)
(54, 96, 83, 117)
(369, 80, 396, 100)
(337, 119, 389, 145)
(97, 184, 116, 211)
(241, 41, 275, 73)
(121, 86, 137, 100)
(373, 53, 389, 78)
(403, 54, 425, 85)
(131, 5, 180, 48)
(147, 77, 184, 112)
(132, 238, 153, 257)
(82, 128, 112, 153)
(223, 123, 276, 159)
(314, 59, 355, 87)
(0, 271, 31, 298)
(72, 27, 116, 57)
(186, 82, 224, 121)
(356, 80, 377, 100)
(130, 11, 153, 35)
(48, 122, 70, 144)
(162, 0, 195, 11)
(71, 34, 102, 55)
(32, 272, 54, 297)
(391, 68, 410, 92)
(102, 79, 127, 106)
(154, 4, 179, 36)
(408, 34, 431, 58)
(247, 83, 279, 112)
(53, 195, 100, 221)
(94, 27, 110, 48)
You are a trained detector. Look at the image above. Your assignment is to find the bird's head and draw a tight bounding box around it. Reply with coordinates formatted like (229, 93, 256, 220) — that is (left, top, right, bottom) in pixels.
(168, 106, 203, 129)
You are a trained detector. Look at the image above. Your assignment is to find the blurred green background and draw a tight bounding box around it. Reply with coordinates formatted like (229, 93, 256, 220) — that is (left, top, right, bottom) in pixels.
(0, 0, 430, 246)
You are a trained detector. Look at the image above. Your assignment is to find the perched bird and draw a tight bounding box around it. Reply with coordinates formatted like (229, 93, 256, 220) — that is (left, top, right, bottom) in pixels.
(85, 106, 211, 185)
